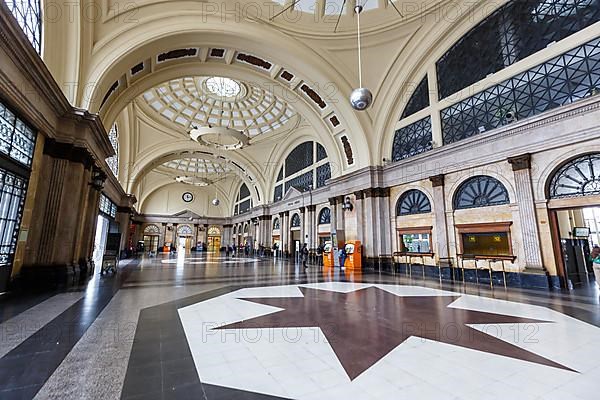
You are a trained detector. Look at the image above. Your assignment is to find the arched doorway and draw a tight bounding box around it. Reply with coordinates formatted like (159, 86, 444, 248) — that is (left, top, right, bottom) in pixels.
(207, 226, 222, 252)
(177, 224, 193, 253)
(547, 153, 600, 287)
(143, 224, 160, 254)
(290, 213, 301, 255)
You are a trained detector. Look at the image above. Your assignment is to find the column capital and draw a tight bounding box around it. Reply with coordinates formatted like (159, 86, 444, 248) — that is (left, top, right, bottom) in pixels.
(429, 174, 445, 187)
(299, 206, 306, 213)
(508, 154, 532, 171)
(329, 197, 337, 206)
(335, 195, 345, 203)
(223, 224, 232, 228)
(306, 205, 317, 212)
(354, 190, 364, 200)
(258, 215, 271, 221)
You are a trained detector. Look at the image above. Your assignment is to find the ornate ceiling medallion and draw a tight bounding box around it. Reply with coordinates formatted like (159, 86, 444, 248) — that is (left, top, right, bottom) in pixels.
(189, 126, 250, 150)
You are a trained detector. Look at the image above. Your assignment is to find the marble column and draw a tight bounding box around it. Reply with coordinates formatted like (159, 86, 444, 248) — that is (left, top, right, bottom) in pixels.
(328, 197, 338, 242)
(280, 212, 289, 256)
(508, 155, 545, 272)
(429, 174, 450, 263)
(222, 224, 232, 246)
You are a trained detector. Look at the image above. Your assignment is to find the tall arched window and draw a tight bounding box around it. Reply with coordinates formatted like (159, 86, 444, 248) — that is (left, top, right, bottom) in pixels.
(318, 208, 331, 225)
(234, 183, 252, 215)
(549, 154, 600, 199)
(106, 124, 119, 177)
(396, 190, 432, 216)
(291, 213, 301, 228)
(454, 176, 510, 210)
(273, 141, 330, 202)
(273, 218, 280, 230)
(5, 0, 42, 53)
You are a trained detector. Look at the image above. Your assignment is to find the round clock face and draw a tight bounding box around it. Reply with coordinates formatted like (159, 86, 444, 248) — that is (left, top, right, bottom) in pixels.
(182, 192, 194, 203)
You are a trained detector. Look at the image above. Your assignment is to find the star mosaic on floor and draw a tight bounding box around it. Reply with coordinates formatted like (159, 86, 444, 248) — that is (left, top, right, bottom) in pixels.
(178, 282, 600, 400)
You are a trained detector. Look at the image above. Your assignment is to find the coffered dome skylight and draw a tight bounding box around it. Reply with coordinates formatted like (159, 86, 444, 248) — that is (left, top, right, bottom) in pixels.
(162, 157, 231, 175)
(141, 76, 296, 137)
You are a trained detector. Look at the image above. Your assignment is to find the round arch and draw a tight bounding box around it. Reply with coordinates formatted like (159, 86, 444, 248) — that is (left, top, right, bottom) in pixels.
(545, 152, 600, 200)
(451, 175, 511, 210)
(447, 170, 516, 212)
(80, 19, 371, 168)
(394, 188, 433, 216)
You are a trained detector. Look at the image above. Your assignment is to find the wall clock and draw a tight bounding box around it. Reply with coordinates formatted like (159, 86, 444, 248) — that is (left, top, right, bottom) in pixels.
(182, 192, 194, 203)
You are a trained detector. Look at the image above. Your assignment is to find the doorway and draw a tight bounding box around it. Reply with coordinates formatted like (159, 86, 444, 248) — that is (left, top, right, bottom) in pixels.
(93, 215, 110, 268)
(143, 235, 159, 253)
(552, 206, 599, 287)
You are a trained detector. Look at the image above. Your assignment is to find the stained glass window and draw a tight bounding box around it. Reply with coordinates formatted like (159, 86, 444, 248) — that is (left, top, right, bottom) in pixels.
(318, 207, 331, 225)
(549, 153, 600, 198)
(454, 176, 510, 210)
(106, 124, 119, 178)
(436, 0, 600, 99)
(442, 37, 600, 145)
(4, 0, 42, 54)
(396, 190, 432, 216)
(0, 168, 27, 268)
(392, 117, 433, 162)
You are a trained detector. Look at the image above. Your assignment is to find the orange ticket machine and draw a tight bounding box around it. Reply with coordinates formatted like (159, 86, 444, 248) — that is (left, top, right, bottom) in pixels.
(323, 241, 335, 268)
(344, 240, 362, 270)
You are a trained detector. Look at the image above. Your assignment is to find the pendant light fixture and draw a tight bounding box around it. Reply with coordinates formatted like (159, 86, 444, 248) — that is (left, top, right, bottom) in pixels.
(349, 3, 373, 111)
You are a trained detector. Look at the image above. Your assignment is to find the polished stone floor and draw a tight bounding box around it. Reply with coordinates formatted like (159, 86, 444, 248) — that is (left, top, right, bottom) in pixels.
(1, 252, 600, 400)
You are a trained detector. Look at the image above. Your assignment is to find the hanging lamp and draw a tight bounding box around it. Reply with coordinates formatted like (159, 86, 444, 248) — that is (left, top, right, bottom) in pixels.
(349, 3, 373, 111)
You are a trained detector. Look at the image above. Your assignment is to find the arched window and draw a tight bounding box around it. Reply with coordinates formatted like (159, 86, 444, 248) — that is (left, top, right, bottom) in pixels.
(273, 218, 280, 230)
(208, 226, 221, 236)
(5, 0, 42, 54)
(244, 224, 249, 233)
(396, 190, 432, 216)
(291, 213, 301, 228)
(106, 124, 119, 177)
(144, 224, 160, 234)
(454, 176, 510, 210)
(177, 225, 193, 236)
(234, 183, 252, 215)
(273, 141, 330, 202)
(318, 208, 331, 225)
(549, 154, 600, 199)
(233, 226, 237, 234)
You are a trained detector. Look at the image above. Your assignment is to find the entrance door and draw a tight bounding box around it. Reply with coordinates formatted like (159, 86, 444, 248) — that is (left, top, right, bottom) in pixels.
(208, 236, 221, 252)
(143, 235, 159, 253)
(93, 215, 110, 268)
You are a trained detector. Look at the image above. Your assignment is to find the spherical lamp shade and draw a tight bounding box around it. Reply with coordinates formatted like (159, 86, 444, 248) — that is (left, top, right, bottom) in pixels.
(211, 198, 220, 206)
(350, 88, 373, 111)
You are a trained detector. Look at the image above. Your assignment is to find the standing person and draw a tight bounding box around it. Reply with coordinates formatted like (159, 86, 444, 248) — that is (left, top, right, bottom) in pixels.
(225, 244, 230, 259)
(590, 245, 600, 287)
(339, 246, 347, 270)
(316, 244, 324, 266)
(301, 243, 309, 269)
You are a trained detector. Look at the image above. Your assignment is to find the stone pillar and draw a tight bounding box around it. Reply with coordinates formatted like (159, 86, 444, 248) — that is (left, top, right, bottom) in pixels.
(162, 223, 168, 248)
(363, 188, 393, 269)
(353, 191, 365, 245)
(280, 212, 288, 256)
(21, 141, 103, 283)
(306, 205, 316, 249)
(335, 195, 346, 234)
(328, 197, 338, 241)
(299, 207, 306, 246)
(508, 155, 545, 272)
(429, 174, 450, 263)
(222, 224, 232, 246)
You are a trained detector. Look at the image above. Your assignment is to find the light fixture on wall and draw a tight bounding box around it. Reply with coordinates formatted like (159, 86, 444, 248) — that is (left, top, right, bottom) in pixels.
(90, 168, 107, 190)
(349, 3, 373, 111)
(342, 196, 353, 211)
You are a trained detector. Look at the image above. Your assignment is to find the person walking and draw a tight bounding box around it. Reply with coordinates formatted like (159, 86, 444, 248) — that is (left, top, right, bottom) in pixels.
(339, 246, 347, 270)
(301, 243, 309, 269)
(590, 245, 600, 287)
